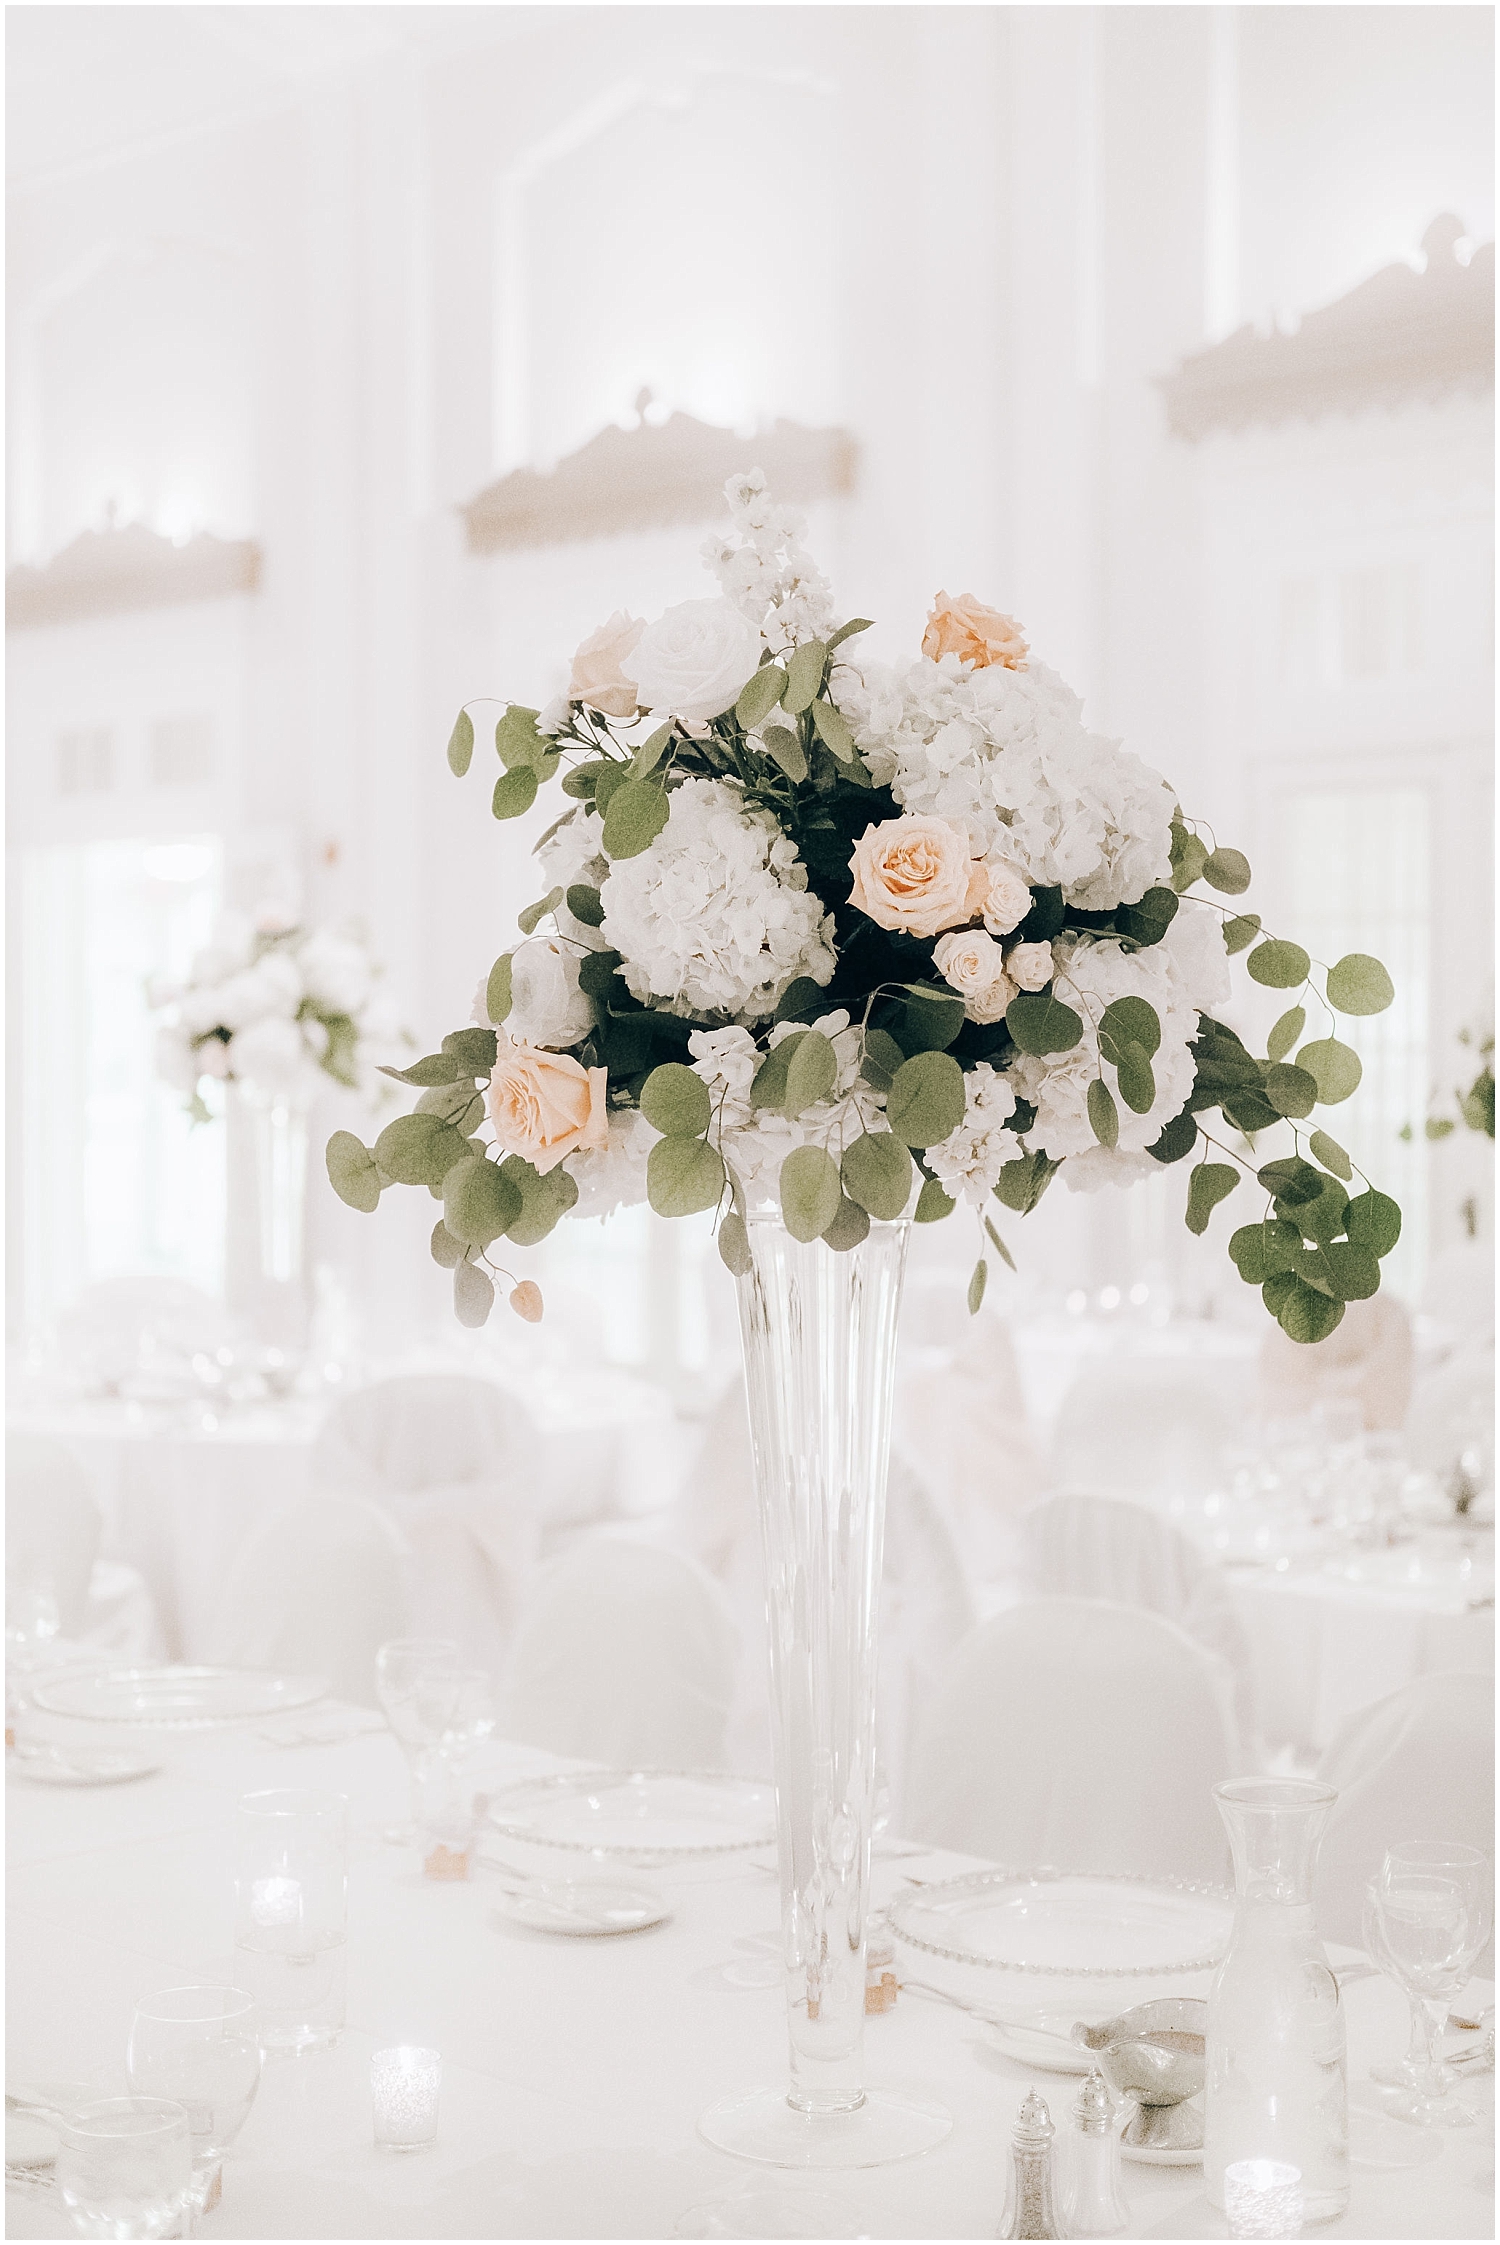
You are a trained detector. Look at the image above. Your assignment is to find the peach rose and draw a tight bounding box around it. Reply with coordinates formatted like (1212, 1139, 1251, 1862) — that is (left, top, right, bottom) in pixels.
(1007, 940, 1054, 993)
(849, 816, 985, 940)
(932, 930, 1016, 1024)
(486, 1036, 609, 1175)
(922, 592, 1029, 672)
(569, 611, 645, 718)
(980, 857, 1032, 938)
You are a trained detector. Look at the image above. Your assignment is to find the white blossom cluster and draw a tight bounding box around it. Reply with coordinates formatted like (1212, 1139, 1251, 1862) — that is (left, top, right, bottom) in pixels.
(924, 1062, 1023, 1207)
(702, 469, 837, 656)
(832, 651, 1175, 911)
(686, 1010, 888, 1202)
(600, 777, 836, 1021)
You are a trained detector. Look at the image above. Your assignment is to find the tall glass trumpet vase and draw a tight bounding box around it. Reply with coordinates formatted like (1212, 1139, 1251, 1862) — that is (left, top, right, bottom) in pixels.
(698, 1212, 951, 2170)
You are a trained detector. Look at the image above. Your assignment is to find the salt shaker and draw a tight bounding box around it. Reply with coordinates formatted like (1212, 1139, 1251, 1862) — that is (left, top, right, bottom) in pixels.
(1001, 2088, 1061, 2240)
(1059, 2069, 1128, 2238)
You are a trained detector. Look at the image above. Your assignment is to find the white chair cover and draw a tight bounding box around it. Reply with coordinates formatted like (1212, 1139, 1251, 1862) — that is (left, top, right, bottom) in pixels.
(1403, 1339, 1495, 1491)
(1259, 1292, 1415, 1434)
(1314, 1672, 1495, 1972)
(1021, 1489, 1260, 1751)
(895, 1308, 1046, 1578)
(1050, 1364, 1233, 1498)
(311, 1376, 542, 1673)
(6, 1433, 160, 1657)
(904, 1597, 1242, 1883)
(497, 1536, 740, 1767)
(212, 1495, 408, 1708)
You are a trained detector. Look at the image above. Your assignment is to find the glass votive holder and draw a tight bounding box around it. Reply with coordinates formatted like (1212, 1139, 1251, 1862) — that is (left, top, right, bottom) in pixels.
(371, 2046, 442, 2152)
(234, 1789, 349, 2053)
(1224, 2159, 1304, 2240)
(56, 2096, 192, 2241)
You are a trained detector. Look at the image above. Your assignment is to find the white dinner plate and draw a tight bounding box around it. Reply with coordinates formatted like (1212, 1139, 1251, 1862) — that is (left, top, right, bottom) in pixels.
(29, 1666, 329, 1727)
(8, 1745, 162, 1785)
(889, 1868, 1234, 1976)
(978, 2010, 1097, 2074)
(489, 1878, 672, 1937)
(485, 1769, 775, 1860)
(1120, 2133, 1202, 2167)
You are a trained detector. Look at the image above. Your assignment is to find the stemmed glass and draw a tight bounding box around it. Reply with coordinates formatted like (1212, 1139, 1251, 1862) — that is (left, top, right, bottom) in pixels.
(1364, 1842, 1491, 2125)
(56, 2097, 192, 2240)
(126, 1987, 261, 2219)
(374, 1637, 461, 1844)
(417, 1668, 496, 1859)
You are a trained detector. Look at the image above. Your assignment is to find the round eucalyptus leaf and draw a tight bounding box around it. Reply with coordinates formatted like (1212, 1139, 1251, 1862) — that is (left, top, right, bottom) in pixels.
(1308, 1130, 1352, 1181)
(886, 1050, 968, 1148)
(326, 1130, 382, 1213)
(486, 953, 514, 1026)
(1297, 1037, 1362, 1105)
(1087, 1077, 1119, 1149)
(736, 663, 788, 730)
(779, 1144, 843, 1242)
(1320, 1241, 1381, 1301)
(783, 1030, 838, 1117)
(1170, 825, 1210, 894)
(841, 1131, 914, 1221)
(1222, 913, 1261, 955)
(1264, 1271, 1345, 1345)
(914, 1175, 956, 1223)
(647, 1134, 726, 1218)
(373, 1112, 471, 1189)
(430, 1221, 464, 1269)
(1265, 1063, 1319, 1120)
(492, 765, 539, 820)
(453, 1259, 495, 1329)
(602, 780, 670, 861)
(823, 1196, 871, 1252)
(717, 1211, 753, 1278)
(1326, 952, 1395, 1016)
(1005, 990, 1084, 1058)
(443, 1154, 522, 1248)
(640, 1062, 711, 1139)
(1099, 995, 1162, 1061)
(1345, 1188, 1402, 1259)
(446, 708, 474, 777)
(1228, 1218, 1301, 1284)
(1185, 1161, 1239, 1236)
(1203, 847, 1251, 896)
(1266, 1006, 1306, 1064)
(1114, 1041, 1156, 1115)
(1247, 938, 1311, 989)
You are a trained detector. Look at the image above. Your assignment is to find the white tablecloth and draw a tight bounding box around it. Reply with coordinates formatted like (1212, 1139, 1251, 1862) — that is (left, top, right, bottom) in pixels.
(6, 1714, 1493, 2240)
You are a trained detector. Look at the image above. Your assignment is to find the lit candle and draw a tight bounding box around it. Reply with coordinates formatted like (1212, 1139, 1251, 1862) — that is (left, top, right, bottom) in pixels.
(250, 1874, 302, 1928)
(1224, 2160, 1304, 2241)
(371, 2046, 442, 2152)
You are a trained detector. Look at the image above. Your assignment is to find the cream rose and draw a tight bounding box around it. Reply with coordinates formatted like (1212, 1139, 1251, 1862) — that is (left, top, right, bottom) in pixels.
(505, 940, 595, 1049)
(932, 930, 1016, 1024)
(568, 611, 645, 719)
(848, 815, 986, 939)
(921, 591, 1029, 671)
(1008, 940, 1054, 992)
(622, 598, 763, 723)
(486, 1036, 609, 1176)
(981, 857, 1032, 938)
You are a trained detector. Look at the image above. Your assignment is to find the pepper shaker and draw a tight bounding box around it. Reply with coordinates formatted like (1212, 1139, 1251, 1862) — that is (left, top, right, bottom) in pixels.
(1059, 2068, 1129, 2238)
(1000, 2088, 1061, 2240)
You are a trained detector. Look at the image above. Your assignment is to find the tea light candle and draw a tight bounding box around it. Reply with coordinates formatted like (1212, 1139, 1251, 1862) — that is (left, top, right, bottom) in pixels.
(371, 2046, 442, 2152)
(1224, 2160, 1304, 2240)
(250, 1874, 302, 1928)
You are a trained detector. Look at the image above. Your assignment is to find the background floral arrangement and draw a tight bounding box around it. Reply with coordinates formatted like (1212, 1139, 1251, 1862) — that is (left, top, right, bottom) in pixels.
(327, 472, 1402, 1340)
(155, 913, 400, 1118)
(1406, 1010, 1496, 1144)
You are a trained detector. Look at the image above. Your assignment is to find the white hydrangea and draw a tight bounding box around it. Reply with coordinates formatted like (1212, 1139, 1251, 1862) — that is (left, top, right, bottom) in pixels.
(537, 808, 611, 952)
(600, 777, 836, 1021)
(686, 1010, 887, 1202)
(833, 652, 1174, 910)
(1012, 931, 1200, 1164)
(702, 469, 837, 655)
(925, 1062, 1022, 1207)
(565, 1107, 654, 1219)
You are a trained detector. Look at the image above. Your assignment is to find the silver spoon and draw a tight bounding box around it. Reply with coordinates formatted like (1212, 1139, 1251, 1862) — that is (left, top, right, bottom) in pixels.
(898, 1978, 1082, 2048)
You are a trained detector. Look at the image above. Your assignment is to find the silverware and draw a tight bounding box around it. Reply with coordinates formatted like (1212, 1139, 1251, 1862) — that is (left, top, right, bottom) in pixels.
(1448, 2030, 1495, 2072)
(1448, 2002, 1495, 2032)
(897, 1978, 1080, 2047)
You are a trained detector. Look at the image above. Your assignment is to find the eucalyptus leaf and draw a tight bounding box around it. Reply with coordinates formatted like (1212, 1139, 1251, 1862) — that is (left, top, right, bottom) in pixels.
(602, 780, 669, 860)
(326, 1131, 382, 1213)
(442, 1028, 498, 1075)
(1326, 953, 1395, 1016)
(983, 1215, 1017, 1272)
(1309, 1129, 1352, 1181)
(443, 1154, 522, 1247)
(1257, 1156, 1325, 1206)
(1228, 1218, 1302, 1284)
(889, 986, 966, 1054)
(1203, 848, 1251, 896)
(416, 1081, 484, 1133)
(592, 763, 629, 815)
(1169, 822, 1210, 894)
(1346, 1188, 1402, 1258)
(841, 1131, 914, 1221)
(915, 1175, 957, 1222)
(492, 765, 539, 820)
(486, 953, 513, 1026)
(373, 1112, 472, 1189)
(1316, 1241, 1380, 1301)
(993, 1149, 1059, 1215)
(1147, 1109, 1198, 1164)
(565, 884, 605, 929)
(499, 1154, 581, 1245)
(1222, 914, 1262, 955)
(430, 1220, 464, 1269)
(827, 618, 875, 650)
(736, 664, 787, 729)
(447, 708, 474, 776)
(782, 639, 827, 714)
(1263, 1270, 1345, 1344)
(379, 1053, 463, 1088)
(1247, 938, 1311, 989)
(453, 1259, 495, 1329)
(1266, 1006, 1306, 1063)
(779, 1143, 842, 1242)
(647, 1135, 726, 1218)
(1265, 1063, 1319, 1120)
(751, 1035, 803, 1113)
(518, 886, 564, 936)
(1185, 1161, 1239, 1235)
(1297, 1037, 1362, 1105)
(1116, 887, 1179, 946)
(717, 1211, 753, 1278)
(810, 698, 856, 762)
(640, 1062, 711, 1139)
(632, 724, 674, 779)
(774, 977, 825, 1024)
(967, 1257, 988, 1316)
(860, 1027, 907, 1093)
(563, 762, 611, 799)
(886, 1050, 968, 1148)
(1099, 995, 1162, 1062)
(1006, 990, 1084, 1057)
(784, 1030, 838, 1116)
(1088, 1077, 1119, 1148)
(1289, 1177, 1351, 1246)
(1114, 1041, 1156, 1115)
(763, 725, 808, 783)
(823, 1196, 871, 1252)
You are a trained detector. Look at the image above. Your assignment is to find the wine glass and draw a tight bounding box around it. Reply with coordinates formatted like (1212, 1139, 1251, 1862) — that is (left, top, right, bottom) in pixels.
(374, 1636, 460, 1843)
(418, 1668, 496, 1859)
(1365, 1842, 1491, 2125)
(126, 1987, 261, 2217)
(56, 2096, 192, 2240)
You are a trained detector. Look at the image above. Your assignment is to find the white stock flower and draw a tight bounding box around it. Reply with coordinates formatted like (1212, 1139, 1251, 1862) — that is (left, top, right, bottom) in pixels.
(565, 1107, 654, 1219)
(622, 598, 763, 723)
(703, 471, 837, 654)
(601, 777, 836, 1020)
(925, 1063, 1021, 1207)
(229, 1015, 309, 1096)
(298, 932, 371, 1017)
(506, 939, 594, 1050)
(1013, 933, 1198, 1163)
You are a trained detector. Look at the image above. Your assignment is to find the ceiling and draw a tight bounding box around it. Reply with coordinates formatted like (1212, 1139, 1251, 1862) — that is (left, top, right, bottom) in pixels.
(5, 5, 540, 188)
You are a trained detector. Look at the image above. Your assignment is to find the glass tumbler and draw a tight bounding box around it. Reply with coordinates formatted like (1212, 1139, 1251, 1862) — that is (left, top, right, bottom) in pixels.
(233, 1789, 348, 2052)
(56, 2097, 192, 2241)
(126, 1986, 261, 2211)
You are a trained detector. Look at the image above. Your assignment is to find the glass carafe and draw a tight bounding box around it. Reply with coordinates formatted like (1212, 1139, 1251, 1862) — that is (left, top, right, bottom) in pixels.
(1204, 1777, 1349, 2220)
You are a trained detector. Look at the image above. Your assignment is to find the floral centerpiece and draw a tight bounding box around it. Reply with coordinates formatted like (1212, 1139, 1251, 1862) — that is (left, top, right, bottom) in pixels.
(155, 912, 400, 1120)
(327, 470, 1400, 1339)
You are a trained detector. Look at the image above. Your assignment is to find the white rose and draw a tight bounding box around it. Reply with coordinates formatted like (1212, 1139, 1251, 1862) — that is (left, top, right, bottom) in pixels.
(932, 930, 1015, 1024)
(622, 598, 763, 723)
(981, 858, 1032, 938)
(504, 940, 595, 1050)
(230, 1016, 309, 1096)
(1008, 941, 1054, 993)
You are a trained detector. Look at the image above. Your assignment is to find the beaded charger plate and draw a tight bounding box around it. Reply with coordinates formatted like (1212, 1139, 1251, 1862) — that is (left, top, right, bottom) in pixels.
(485, 1769, 776, 1861)
(889, 1868, 1234, 1977)
(30, 1666, 329, 1726)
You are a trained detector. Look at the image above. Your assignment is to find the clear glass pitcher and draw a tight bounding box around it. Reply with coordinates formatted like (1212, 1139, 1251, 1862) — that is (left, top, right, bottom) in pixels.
(1203, 1777, 1349, 2219)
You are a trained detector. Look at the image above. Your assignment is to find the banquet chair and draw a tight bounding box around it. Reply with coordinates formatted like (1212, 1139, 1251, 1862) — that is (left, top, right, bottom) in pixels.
(1403, 1339, 1495, 1493)
(1050, 1365, 1234, 1497)
(1314, 1672, 1495, 1972)
(311, 1375, 542, 1674)
(212, 1495, 408, 1708)
(1021, 1489, 1260, 1753)
(5, 1432, 161, 1657)
(1259, 1292, 1415, 1433)
(904, 1598, 1242, 1883)
(496, 1536, 740, 1767)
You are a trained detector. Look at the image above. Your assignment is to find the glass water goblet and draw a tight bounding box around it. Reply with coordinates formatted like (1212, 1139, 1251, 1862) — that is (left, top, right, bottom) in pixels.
(374, 1636, 460, 1844)
(126, 1986, 261, 2217)
(56, 2096, 192, 2241)
(1366, 1842, 1491, 2125)
(418, 1669, 496, 1866)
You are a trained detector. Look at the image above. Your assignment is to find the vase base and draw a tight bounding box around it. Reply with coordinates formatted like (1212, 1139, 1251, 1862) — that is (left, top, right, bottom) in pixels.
(698, 2084, 951, 2169)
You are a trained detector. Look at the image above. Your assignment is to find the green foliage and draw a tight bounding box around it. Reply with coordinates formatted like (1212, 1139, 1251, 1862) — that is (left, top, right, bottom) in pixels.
(827, 618, 875, 650)
(1116, 887, 1179, 946)
(1266, 1007, 1306, 1063)
(442, 1028, 498, 1075)
(717, 1211, 753, 1277)
(566, 885, 605, 928)
(486, 954, 513, 1027)
(495, 706, 545, 769)
(443, 1155, 522, 1247)
(750, 1034, 802, 1113)
(499, 1154, 580, 1245)
(915, 1174, 957, 1222)
(1185, 1161, 1239, 1235)
(1309, 1130, 1352, 1181)
(782, 1030, 837, 1115)
(1326, 953, 1395, 1016)
(1297, 1036, 1362, 1104)
(1099, 996, 1161, 1061)
(763, 725, 807, 782)
(640, 1062, 712, 1139)
(823, 1197, 872, 1252)
(1115, 1043, 1156, 1114)
(374, 1112, 472, 1189)
(326, 1131, 383, 1213)
(647, 1135, 725, 1218)
(633, 725, 673, 779)
(859, 1027, 907, 1093)
(1229, 1218, 1302, 1283)
(1263, 1270, 1344, 1344)
(967, 1257, 989, 1316)
(841, 1130, 914, 1220)
(1222, 913, 1262, 955)
(518, 887, 563, 936)
(1088, 1076, 1119, 1148)
(994, 1149, 1059, 1214)
(782, 639, 827, 714)
(1169, 820, 1210, 894)
(1006, 989, 1084, 1057)
(1147, 1109, 1198, 1164)
(592, 763, 629, 815)
(416, 1080, 485, 1133)
(430, 1221, 465, 1269)
(779, 1143, 843, 1241)
(1265, 1063, 1319, 1120)
(886, 1049, 968, 1147)
(563, 761, 612, 799)
(737, 664, 787, 729)
(1203, 847, 1251, 895)
(453, 1260, 494, 1329)
(1247, 938, 1310, 989)
(774, 977, 827, 1024)
(887, 986, 966, 1054)
(380, 1053, 464, 1087)
(492, 765, 539, 819)
(983, 1214, 1016, 1271)
(1296, 1241, 1380, 1302)
(447, 709, 474, 776)
(602, 780, 669, 860)
(1346, 1189, 1401, 1258)
(810, 698, 856, 762)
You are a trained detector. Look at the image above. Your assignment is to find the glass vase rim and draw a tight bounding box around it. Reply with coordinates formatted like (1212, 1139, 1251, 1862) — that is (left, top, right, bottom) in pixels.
(1213, 1776, 1337, 1812)
(131, 1985, 257, 2026)
(1381, 1839, 1489, 1869)
(738, 1206, 914, 1231)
